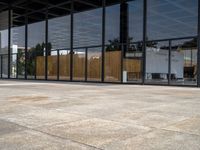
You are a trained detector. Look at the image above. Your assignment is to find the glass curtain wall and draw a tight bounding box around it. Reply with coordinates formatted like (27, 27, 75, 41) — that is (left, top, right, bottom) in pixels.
(0, 10, 9, 78)
(146, 0, 198, 85)
(171, 38, 197, 85)
(27, 18, 45, 79)
(105, 3, 121, 82)
(73, 8, 102, 81)
(145, 41, 169, 84)
(87, 47, 102, 81)
(48, 15, 71, 80)
(122, 0, 143, 83)
(11, 8, 25, 79)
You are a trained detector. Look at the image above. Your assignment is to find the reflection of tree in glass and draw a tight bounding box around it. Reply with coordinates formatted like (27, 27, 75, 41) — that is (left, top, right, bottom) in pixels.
(180, 38, 197, 49)
(17, 49, 25, 76)
(26, 42, 52, 76)
(106, 37, 133, 51)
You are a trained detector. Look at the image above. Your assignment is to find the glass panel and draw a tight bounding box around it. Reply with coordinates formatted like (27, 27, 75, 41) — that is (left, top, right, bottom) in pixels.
(128, 0, 143, 42)
(73, 49, 85, 81)
(2, 55, 8, 78)
(171, 38, 197, 85)
(48, 15, 71, 80)
(10, 54, 17, 78)
(73, 8, 102, 48)
(17, 52, 25, 78)
(145, 41, 169, 84)
(87, 47, 102, 81)
(104, 46, 121, 82)
(123, 42, 143, 83)
(28, 20, 45, 79)
(26, 51, 36, 79)
(0, 11, 8, 78)
(147, 0, 198, 40)
(11, 7, 25, 79)
(35, 50, 45, 79)
(105, 4, 121, 82)
(59, 50, 70, 80)
(105, 4, 120, 45)
(0, 11, 9, 55)
(47, 50, 57, 80)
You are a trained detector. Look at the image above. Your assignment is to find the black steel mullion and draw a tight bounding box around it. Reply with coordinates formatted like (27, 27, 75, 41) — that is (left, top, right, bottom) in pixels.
(197, 0, 200, 87)
(8, 3, 11, 79)
(16, 53, 19, 79)
(85, 48, 88, 81)
(45, 2, 48, 80)
(142, 0, 147, 85)
(70, 0, 74, 81)
(57, 50, 60, 80)
(25, 4, 28, 80)
(34, 51, 37, 79)
(101, 0, 105, 82)
(168, 40, 172, 85)
(1, 55, 2, 78)
(121, 44, 124, 83)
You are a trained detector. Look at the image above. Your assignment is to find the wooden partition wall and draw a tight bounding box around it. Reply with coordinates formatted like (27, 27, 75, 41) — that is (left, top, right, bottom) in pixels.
(104, 51, 121, 82)
(123, 59, 141, 80)
(36, 51, 141, 82)
(73, 54, 85, 80)
(47, 56, 57, 79)
(36, 56, 45, 79)
(87, 52, 102, 81)
(59, 55, 70, 80)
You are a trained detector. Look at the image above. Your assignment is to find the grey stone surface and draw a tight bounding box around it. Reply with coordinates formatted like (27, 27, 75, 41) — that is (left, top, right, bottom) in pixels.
(0, 80, 200, 150)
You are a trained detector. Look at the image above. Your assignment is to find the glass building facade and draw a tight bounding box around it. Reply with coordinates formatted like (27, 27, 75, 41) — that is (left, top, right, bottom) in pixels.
(0, 0, 200, 87)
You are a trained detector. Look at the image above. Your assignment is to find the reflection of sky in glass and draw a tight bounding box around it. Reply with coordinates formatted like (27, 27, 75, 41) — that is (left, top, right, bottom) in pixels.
(74, 8, 102, 48)
(129, 0, 143, 41)
(147, 0, 198, 40)
(28, 21, 45, 48)
(12, 26, 25, 47)
(1, 0, 199, 51)
(105, 4, 120, 44)
(49, 15, 70, 49)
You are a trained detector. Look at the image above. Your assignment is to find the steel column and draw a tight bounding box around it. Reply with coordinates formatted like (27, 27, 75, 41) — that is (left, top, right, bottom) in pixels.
(16, 53, 19, 79)
(168, 40, 172, 85)
(57, 50, 60, 80)
(1, 55, 2, 78)
(85, 48, 88, 81)
(25, 4, 28, 79)
(8, 3, 11, 79)
(70, 0, 74, 81)
(142, 0, 147, 84)
(45, 1, 48, 80)
(197, 0, 200, 87)
(101, 0, 105, 82)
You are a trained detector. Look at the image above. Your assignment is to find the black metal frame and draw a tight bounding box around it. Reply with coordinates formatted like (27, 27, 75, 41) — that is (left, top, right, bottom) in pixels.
(0, 0, 199, 87)
(197, 0, 200, 87)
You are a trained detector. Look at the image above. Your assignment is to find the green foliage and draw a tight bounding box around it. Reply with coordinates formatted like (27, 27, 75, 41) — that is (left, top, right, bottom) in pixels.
(17, 49, 25, 76)
(17, 42, 52, 76)
(106, 38, 121, 51)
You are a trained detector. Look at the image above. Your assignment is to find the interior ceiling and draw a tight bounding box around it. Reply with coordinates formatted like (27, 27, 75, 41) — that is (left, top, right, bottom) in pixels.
(0, 0, 122, 26)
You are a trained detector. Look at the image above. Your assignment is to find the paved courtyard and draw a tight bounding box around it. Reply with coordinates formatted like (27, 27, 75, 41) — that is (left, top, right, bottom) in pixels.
(0, 80, 200, 150)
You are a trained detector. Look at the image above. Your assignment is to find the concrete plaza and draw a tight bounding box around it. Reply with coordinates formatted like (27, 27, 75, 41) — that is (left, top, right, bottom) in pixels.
(0, 80, 200, 150)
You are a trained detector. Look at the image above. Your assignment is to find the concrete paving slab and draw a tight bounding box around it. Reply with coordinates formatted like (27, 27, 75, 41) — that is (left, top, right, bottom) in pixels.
(0, 108, 88, 128)
(38, 118, 151, 149)
(164, 116, 200, 136)
(0, 80, 200, 150)
(0, 119, 25, 136)
(0, 129, 98, 150)
(103, 129, 200, 150)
